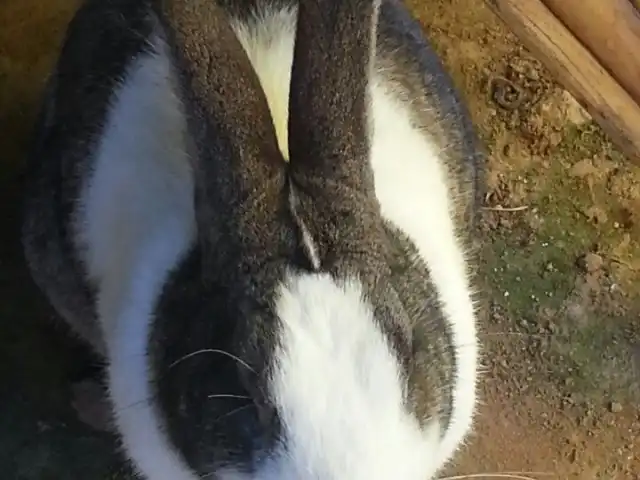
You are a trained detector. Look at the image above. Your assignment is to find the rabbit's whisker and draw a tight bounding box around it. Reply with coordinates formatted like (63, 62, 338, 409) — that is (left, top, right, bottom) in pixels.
(439, 472, 552, 480)
(169, 348, 256, 374)
(208, 394, 252, 400)
(213, 404, 256, 424)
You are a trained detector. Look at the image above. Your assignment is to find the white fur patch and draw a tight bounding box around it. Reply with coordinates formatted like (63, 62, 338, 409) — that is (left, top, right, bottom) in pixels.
(230, 6, 297, 160)
(258, 273, 442, 480)
(369, 80, 478, 468)
(77, 38, 199, 480)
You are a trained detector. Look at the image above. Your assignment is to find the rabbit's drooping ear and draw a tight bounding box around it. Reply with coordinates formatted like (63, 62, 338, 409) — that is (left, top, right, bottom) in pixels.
(155, 0, 287, 268)
(159, 0, 284, 188)
(287, 0, 381, 190)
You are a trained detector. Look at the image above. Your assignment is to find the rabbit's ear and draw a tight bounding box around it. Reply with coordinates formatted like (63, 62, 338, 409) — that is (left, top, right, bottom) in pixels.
(158, 0, 285, 213)
(287, 0, 381, 191)
(156, 0, 289, 272)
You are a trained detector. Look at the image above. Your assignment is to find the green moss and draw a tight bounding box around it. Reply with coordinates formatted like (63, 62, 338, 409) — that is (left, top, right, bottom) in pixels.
(481, 122, 640, 402)
(550, 314, 640, 401)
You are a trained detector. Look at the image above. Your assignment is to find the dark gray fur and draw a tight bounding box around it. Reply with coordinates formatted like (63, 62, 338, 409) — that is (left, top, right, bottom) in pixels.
(21, 0, 483, 477)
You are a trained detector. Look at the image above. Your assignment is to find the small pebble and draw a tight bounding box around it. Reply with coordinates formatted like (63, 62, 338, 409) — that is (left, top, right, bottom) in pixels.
(576, 252, 604, 273)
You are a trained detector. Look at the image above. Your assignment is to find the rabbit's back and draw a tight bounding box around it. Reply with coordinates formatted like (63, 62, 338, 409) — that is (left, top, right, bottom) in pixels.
(21, 0, 481, 478)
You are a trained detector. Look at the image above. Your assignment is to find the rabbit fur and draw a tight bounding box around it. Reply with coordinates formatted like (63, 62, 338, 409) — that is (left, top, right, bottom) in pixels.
(21, 0, 483, 478)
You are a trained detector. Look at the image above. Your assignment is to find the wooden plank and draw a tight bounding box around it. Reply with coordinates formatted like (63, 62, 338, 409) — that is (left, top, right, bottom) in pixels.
(484, 0, 640, 163)
(542, 0, 640, 106)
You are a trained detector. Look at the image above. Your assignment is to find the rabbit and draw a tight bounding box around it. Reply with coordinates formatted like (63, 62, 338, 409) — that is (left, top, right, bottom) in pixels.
(21, 0, 484, 478)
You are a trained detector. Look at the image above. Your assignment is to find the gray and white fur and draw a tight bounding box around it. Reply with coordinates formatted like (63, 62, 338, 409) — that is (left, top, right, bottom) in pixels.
(21, 0, 483, 478)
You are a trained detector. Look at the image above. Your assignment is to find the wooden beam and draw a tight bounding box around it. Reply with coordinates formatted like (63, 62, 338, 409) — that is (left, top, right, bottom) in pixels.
(484, 0, 640, 164)
(542, 0, 640, 107)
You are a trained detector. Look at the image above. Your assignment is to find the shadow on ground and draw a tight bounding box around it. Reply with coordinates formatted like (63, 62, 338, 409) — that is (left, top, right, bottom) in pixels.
(0, 1, 131, 478)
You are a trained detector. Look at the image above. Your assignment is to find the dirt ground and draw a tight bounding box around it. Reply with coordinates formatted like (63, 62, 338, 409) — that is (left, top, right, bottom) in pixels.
(1, 0, 639, 479)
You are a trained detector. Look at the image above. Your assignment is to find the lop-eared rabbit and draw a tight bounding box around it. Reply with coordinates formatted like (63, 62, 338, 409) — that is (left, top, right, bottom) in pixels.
(21, 0, 483, 478)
